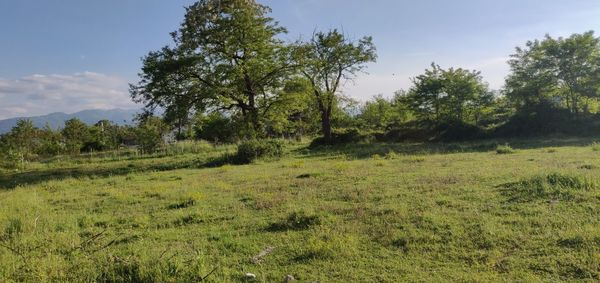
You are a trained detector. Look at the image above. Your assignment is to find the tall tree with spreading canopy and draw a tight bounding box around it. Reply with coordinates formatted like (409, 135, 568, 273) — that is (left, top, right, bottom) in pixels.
(294, 29, 377, 141)
(505, 31, 600, 115)
(405, 63, 490, 124)
(131, 0, 294, 137)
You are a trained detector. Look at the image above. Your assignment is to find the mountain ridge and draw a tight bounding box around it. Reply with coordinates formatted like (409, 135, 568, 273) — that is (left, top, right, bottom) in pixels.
(0, 109, 139, 134)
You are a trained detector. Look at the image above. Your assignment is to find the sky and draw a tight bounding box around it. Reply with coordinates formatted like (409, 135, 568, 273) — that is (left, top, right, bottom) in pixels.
(1, 0, 600, 119)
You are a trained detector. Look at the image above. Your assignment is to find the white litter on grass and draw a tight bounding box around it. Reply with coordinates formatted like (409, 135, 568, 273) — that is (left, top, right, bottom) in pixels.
(251, 246, 275, 264)
(245, 272, 257, 280)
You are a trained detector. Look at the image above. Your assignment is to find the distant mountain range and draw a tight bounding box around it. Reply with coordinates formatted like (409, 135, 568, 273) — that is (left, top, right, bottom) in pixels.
(0, 109, 140, 134)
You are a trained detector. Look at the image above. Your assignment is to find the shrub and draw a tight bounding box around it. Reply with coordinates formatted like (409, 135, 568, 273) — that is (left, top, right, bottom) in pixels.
(193, 112, 238, 144)
(167, 198, 196, 210)
(496, 144, 515, 154)
(310, 128, 367, 147)
(494, 102, 600, 137)
(591, 142, 600, 152)
(135, 116, 169, 154)
(236, 139, 285, 164)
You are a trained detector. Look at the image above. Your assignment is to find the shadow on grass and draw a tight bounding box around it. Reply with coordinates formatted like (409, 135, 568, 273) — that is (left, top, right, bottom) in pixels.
(299, 136, 597, 160)
(1, 136, 596, 190)
(0, 159, 203, 190)
(0, 149, 253, 190)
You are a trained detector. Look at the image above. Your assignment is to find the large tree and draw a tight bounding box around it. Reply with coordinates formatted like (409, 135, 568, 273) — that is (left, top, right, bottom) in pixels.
(505, 31, 600, 115)
(405, 63, 490, 124)
(131, 0, 294, 137)
(294, 29, 377, 141)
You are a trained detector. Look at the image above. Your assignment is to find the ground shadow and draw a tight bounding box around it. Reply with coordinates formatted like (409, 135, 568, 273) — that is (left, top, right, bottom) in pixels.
(1, 136, 596, 190)
(0, 159, 202, 190)
(299, 136, 598, 160)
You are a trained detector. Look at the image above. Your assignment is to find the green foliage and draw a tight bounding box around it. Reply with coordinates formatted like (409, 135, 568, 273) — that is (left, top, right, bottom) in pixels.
(357, 95, 399, 130)
(310, 128, 367, 147)
(404, 63, 491, 125)
(84, 120, 121, 152)
(496, 144, 515, 154)
(62, 118, 90, 154)
(294, 29, 377, 141)
(263, 78, 321, 138)
(235, 139, 285, 164)
(0, 120, 42, 168)
(193, 112, 239, 144)
(506, 31, 600, 115)
(135, 116, 169, 154)
(131, 0, 293, 136)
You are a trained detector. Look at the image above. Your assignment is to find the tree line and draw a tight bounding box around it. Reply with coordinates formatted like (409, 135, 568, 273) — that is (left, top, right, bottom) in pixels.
(3, 0, 600, 167)
(130, 0, 600, 142)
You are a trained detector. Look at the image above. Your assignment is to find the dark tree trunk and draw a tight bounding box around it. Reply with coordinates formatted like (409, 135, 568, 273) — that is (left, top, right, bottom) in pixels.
(321, 109, 332, 142)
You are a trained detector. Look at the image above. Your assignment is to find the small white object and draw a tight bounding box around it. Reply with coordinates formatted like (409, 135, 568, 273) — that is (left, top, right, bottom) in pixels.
(245, 273, 257, 280)
(286, 274, 296, 281)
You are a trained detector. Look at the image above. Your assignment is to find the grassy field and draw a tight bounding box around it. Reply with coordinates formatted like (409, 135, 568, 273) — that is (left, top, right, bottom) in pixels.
(1, 138, 600, 282)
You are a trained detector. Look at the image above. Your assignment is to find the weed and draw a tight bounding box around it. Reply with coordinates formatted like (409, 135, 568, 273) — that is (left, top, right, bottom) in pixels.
(496, 144, 515, 154)
(500, 173, 596, 202)
(268, 211, 322, 231)
(167, 198, 196, 210)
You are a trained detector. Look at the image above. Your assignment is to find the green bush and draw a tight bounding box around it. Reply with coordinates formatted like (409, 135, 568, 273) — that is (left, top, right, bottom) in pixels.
(496, 144, 515, 154)
(310, 128, 367, 147)
(236, 139, 285, 164)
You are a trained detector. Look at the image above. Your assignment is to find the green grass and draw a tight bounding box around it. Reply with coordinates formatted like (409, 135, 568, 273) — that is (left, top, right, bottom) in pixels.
(1, 138, 600, 281)
(496, 144, 516, 154)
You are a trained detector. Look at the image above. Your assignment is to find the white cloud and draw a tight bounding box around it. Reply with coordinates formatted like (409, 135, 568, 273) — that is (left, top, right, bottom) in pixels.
(0, 72, 136, 119)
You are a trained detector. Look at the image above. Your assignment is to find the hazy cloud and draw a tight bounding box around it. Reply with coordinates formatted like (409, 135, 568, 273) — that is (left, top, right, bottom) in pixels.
(0, 72, 136, 119)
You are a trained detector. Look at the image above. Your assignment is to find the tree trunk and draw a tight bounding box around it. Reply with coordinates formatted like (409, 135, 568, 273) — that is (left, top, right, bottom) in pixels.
(247, 92, 263, 137)
(321, 109, 332, 142)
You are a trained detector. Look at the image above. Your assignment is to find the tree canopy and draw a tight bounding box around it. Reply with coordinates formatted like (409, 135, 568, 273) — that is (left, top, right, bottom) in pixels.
(294, 29, 377, 141)
(506, 31, 600, 115)
(131, 0, 294, 137)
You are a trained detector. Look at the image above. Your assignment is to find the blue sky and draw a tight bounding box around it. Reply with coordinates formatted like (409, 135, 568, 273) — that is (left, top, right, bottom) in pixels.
(1, 0, 600, 119)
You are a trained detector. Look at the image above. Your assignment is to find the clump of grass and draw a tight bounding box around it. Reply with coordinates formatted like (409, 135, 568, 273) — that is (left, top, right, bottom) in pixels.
(294, 229, 358, 262)
(268, 211, 322, 231)
(174, 213, 203, 226)
(384, 151, 399, 160)
(591, 142, 600, 151)
(236, 139, 285, 164)
(167, 198, 196, 210)
(296, 173, 322, 179)
(289, 160, 305, 168)
(496, 144, 516, 154)
(558, 235, 586, 249)
(3, 218, 23, 239)
(405, 157, 425, 163)
(501, 173, 596, 202)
